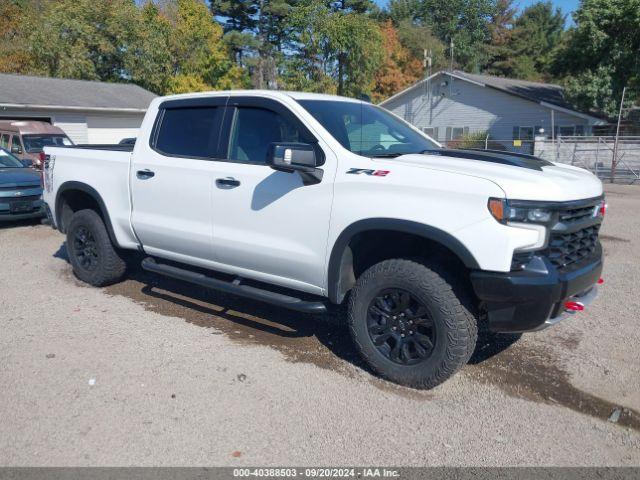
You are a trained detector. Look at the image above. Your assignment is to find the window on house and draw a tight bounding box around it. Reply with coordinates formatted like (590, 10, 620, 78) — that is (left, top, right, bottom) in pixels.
(559, 126, 575, 136)
(446, 126, 469, 140)
(422, 127, 439, 140)
(512, 126, 534, 140)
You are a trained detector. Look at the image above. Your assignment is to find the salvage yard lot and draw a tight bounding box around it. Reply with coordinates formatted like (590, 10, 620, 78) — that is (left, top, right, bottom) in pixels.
(1, 184, 639, 466)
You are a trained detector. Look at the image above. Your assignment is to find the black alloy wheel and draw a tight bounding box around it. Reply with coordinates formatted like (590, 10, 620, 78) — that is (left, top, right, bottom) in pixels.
(73, 225, 99, 271)
(366, 288, 436, 365)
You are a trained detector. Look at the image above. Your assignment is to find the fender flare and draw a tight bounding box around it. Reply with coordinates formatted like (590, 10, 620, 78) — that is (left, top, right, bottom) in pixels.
(327, 218, 480, 304)
(55, 181, 120, 247)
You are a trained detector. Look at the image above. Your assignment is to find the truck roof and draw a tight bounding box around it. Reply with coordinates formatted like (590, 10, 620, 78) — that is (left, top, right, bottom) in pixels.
(154, 90, 363, 104)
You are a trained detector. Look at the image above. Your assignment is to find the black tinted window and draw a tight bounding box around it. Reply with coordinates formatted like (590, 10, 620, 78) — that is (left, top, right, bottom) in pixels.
(156, 107, 222, 158)
(228, 107, 304, 163)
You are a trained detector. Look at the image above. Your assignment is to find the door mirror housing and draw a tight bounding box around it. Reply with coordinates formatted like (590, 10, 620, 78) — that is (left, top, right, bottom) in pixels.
(267, 143, 323, 184)
(11, 144, 23, 155)
(267, 143, 318, 171)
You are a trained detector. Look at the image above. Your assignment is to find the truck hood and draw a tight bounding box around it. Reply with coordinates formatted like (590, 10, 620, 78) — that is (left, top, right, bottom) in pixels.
(389, 150, 603, 201)
(0, 168, 41, 187)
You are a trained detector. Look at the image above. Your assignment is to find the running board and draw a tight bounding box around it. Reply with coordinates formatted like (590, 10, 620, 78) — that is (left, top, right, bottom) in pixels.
(141, 257, 327, 314)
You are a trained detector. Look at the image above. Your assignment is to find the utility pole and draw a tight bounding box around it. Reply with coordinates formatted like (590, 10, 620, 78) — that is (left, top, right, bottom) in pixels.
(423, 49, 432, 97)
(449, 38, 454, 96)
(611, 86, 627, 183)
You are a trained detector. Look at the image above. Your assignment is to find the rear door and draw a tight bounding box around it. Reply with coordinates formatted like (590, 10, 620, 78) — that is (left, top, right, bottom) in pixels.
(130, 96, 228, 265)
(209, 96, 336, 293)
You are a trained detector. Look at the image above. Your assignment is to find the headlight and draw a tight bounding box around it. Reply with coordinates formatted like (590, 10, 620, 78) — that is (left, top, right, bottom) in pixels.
(488, 198, 552, 225)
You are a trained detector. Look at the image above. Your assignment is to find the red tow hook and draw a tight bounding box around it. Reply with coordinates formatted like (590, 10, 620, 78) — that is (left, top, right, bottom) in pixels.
(598, 277, 604, 284)
(565, 301, 584, 312)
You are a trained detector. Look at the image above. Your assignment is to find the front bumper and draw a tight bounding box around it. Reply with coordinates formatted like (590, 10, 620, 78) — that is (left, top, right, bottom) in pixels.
(470, 245, 603, 333)
(0, 201, 45, 222)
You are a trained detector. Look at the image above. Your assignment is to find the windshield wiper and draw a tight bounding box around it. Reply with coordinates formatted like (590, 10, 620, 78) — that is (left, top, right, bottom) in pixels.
(369, 152, 403, 158)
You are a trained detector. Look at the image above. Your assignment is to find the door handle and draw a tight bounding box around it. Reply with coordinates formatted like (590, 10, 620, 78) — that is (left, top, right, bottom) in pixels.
(136, 169, 155, 179)
(216, 177, 240, 188)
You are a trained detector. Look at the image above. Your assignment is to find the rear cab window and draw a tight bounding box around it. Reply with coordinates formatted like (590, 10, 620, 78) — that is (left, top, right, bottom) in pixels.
(152, 101, 226, 159)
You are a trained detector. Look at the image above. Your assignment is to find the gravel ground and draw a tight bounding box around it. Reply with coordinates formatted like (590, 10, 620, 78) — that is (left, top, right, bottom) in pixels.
(0, 184, 639, 466)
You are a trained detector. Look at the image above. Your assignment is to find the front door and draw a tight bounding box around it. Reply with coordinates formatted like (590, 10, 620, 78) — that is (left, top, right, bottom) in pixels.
(210, 97, 336, 294)
(130, 96, 228, 265)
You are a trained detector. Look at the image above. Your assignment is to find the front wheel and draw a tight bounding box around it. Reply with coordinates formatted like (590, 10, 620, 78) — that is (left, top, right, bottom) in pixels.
(348, 259, 477, 389)
(66, 209, 127, 287)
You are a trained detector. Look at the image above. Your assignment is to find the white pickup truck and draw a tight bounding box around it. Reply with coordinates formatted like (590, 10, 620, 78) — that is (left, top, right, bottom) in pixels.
(42, 91, 605, 388)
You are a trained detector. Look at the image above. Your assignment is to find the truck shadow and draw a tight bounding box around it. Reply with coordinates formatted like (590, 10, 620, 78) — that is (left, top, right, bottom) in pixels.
(54, 242, 640, 430)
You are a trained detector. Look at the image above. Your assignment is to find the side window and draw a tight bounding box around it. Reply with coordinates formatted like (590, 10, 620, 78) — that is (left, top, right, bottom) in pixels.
(0, 134, 9, 149)
(155, 107, 222, 158)
(228, 107, 304, 164)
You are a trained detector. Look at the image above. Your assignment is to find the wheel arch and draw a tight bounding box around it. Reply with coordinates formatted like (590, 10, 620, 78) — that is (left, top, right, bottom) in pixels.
(327, 218, 480, 304)
(55, 181, 120, 248)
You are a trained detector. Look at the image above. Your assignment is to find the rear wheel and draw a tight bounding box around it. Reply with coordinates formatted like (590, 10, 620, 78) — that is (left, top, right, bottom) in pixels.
(348, 259, 477, 389)
(66, 209, 126, 287)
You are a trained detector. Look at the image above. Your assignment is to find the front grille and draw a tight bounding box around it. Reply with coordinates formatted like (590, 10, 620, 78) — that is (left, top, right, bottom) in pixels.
(0, 195, 41, 204)
(558, 205, 597, 225)
(0, 184, 40, 191)
(547, 223, 601, 269)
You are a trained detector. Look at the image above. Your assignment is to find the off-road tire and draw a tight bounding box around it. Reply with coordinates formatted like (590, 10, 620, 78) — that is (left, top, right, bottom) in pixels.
(348, 259, 477, 389)
(66, 209, 126, 287)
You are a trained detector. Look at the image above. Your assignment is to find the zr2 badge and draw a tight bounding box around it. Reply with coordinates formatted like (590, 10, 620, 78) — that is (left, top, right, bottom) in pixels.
(346, 168, 390, 177)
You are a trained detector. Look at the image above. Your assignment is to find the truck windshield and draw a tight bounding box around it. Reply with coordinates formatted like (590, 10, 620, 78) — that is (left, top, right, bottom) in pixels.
(0, 148, 25, 168)
(297, 100, 440, 158)
(22, 134, 73, 153)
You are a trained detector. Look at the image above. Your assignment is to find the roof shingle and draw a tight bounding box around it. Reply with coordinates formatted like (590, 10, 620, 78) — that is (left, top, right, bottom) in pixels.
(0, 73, 156, 111)
(452, 70, 573, 110)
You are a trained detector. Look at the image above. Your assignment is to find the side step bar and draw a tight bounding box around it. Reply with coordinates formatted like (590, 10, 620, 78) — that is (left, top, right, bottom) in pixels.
(141, 257, 327, 314)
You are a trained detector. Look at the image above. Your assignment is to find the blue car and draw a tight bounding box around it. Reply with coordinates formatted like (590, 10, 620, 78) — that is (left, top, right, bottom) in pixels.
(0, 147, 45, 222)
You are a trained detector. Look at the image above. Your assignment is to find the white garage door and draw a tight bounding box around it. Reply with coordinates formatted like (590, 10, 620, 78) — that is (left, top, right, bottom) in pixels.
(53, 115, 88, 144)
(87, 115, 144, 144)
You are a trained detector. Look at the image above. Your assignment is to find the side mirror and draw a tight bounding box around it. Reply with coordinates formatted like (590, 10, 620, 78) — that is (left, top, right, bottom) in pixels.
(11, 144, 22, 155)
(267, 143, 323, 184)
(20, 159, 33, 168)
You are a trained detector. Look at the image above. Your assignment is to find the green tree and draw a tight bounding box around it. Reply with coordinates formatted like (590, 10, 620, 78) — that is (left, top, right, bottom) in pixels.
(284, 1, 383, 97)
(125, 2, 173, 94)
(30, 0, 139, 81)
(166, 0, 248, 93)
(388, 0, 497, 72)
(0, 0, 38, 74)
(483, 0, 517, 75)
(555, 0, 640, 117)
(212, 0, 296, 88)
(484, 1, 565, 80)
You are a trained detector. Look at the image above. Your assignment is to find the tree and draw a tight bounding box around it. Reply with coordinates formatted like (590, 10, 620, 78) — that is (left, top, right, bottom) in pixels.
(372, 21, 423, 102)
(165, 0, 248, 93)
(283, 0, 383, 97)
(483, 0, 517, 75)
(0, 0, 37, 74)
(125, 2, 174, 94)
(484, 1, 565, 80)
(555, 0, 640, 118)
(388, 0, 496, 72)
(212, 0, 296, 89)
(29, 0, 139, 81)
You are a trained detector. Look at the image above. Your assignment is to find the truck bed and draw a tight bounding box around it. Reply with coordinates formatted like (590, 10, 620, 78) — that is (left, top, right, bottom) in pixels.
(65, 144, 134, 152)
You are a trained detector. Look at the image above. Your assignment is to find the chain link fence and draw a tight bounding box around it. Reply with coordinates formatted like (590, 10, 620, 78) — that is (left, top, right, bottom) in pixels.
(535, 136, 640, 184)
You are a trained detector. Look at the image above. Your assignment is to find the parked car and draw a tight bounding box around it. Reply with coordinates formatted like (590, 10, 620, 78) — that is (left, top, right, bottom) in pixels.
(0, 120, 73, 169)
(42, 91, 605, 389)
(0, 147, 44, 222)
